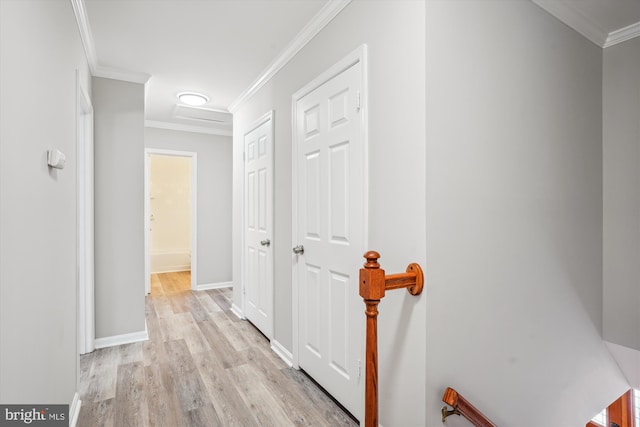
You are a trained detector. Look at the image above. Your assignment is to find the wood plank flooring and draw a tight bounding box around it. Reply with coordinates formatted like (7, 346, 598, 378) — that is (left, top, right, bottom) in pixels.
(78, 272, 358, 427)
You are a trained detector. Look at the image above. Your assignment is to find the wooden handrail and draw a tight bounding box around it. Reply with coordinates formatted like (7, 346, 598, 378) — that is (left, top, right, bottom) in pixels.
(441, 387, 497, 427)
(359, 251, 423, 427)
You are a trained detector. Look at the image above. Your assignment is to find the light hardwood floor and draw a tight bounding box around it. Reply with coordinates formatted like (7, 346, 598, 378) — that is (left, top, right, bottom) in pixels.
(78, 272, 359, 427)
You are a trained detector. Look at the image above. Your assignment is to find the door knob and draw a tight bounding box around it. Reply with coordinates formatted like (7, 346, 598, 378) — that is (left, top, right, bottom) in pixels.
(293, 245, 304, 255)
(260, 239, 271, 247)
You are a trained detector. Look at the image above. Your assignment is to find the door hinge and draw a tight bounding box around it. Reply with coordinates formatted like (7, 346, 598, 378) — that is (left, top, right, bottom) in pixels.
(357, 359, 362, 382)
(356, 91, 361, 112)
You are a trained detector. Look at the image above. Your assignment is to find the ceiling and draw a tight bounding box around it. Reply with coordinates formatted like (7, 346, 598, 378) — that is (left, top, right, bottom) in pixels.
(82, 0, 331, 135)
(78, 0, 640, 136)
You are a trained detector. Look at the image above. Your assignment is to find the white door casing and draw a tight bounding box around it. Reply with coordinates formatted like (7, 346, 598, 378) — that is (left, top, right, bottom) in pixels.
(77, 73, 95, 355)
(292, 46, 368, 421)
(244, 111, 274, 339)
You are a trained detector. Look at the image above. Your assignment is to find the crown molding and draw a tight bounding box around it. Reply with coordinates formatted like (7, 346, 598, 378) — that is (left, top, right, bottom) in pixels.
(145, 120, 233, 137)
(70, 0, 98, 74)
(532, 0, 608, 47)
(604, 21, 640, 48)
(71, 0, 151, 84)
(228, 0, 352, 113)
(533, 0, 640, 49)
(94, 65, 151, 85)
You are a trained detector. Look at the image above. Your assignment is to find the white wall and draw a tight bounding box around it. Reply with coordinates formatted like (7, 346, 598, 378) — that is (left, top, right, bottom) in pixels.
(603, 36, 640, 390)
(232, 1, 426, 425)
(145, 127, 232, 286)
(603, 37, 640, 351)
(426, 1, 628, 425)
(0, 0, 90, 405)
(93, 76, 146, 339)
(150, 155, 191, 273)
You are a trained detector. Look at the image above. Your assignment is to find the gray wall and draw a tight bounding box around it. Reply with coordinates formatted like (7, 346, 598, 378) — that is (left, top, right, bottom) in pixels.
(426, 1, 628, 425)
(0, 0, 90, 405)
(145, 127, 232, 285)
(93, 77, 146, 339)
(233, 1, 426, 425)
(603, 36, 640, 352)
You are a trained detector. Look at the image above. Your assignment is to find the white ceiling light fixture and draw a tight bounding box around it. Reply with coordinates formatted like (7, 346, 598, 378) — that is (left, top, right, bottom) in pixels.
(178, 92, 209, 106)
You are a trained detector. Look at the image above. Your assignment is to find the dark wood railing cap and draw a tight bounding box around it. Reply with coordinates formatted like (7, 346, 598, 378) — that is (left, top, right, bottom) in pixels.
(363, 251, 381, 269)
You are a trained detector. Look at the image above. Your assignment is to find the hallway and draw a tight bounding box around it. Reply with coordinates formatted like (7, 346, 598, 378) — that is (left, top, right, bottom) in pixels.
(78, 272, 358, 426)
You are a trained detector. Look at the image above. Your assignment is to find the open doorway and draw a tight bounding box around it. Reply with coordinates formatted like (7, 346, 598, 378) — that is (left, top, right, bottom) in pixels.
(144, 149, 197, 294)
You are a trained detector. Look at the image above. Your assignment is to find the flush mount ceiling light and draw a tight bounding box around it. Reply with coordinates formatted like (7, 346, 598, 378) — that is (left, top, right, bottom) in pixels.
(177, 92, 209, 106)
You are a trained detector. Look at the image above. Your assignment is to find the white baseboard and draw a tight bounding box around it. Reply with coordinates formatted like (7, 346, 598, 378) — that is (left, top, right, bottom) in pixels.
(195, 281, 232, 291)
(150, 249, 190, 274)
(69, 392, 81, 427)
(270, 339, 293, 367)
(152, 267, 191, 274)
(94, 321, 149, 349)
(230, 303, 244, 320)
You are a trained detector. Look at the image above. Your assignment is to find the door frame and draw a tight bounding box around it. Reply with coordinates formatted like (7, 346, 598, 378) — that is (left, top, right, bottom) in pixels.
(77, 72, 95, 355)
(240, 110, 275, 325)
(291, 45, 369, 370)
(144, 148, 198, 293)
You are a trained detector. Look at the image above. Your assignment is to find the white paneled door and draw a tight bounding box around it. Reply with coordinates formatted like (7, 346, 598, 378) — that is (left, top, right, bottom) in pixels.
(293, 50, 366, 421)
(244, 112, 274, 339)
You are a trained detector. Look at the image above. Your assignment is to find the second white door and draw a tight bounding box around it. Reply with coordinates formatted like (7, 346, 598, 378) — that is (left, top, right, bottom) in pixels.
(244, 112, 274, 339)
(293, 50, 367, 421)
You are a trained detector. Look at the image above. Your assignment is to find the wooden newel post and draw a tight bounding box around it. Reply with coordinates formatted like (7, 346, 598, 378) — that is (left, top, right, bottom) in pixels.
(359, 251, 386, 427)
(359, 251, 423, 427)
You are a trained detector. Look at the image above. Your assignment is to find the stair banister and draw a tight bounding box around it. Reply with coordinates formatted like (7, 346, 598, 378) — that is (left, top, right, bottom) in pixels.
(441, 387, 497, 427)
(359, 251, 423, 427)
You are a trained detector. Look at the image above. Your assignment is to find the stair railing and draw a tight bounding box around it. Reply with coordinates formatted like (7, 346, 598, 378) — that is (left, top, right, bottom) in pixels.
(441, 387, 497, 427)
(359, 251, 424, 427)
